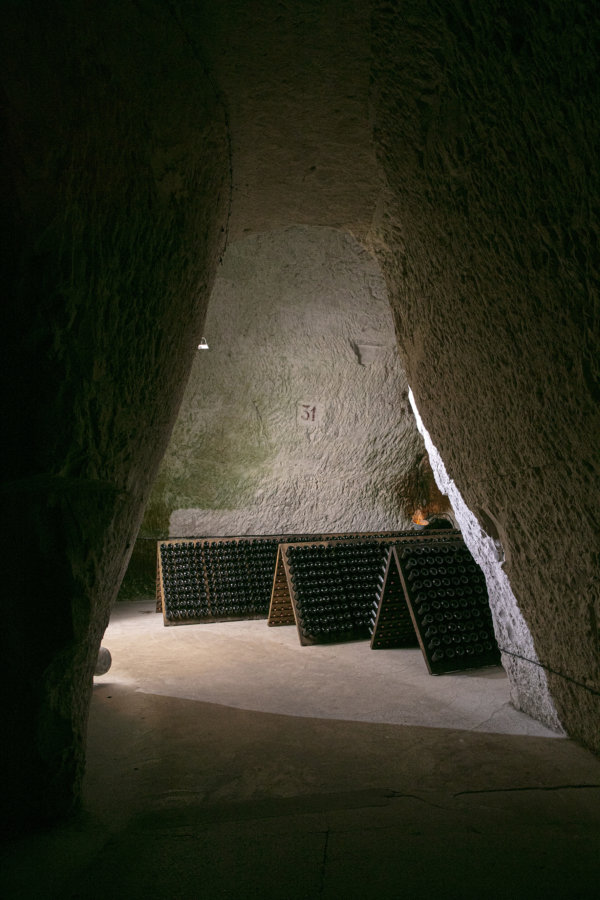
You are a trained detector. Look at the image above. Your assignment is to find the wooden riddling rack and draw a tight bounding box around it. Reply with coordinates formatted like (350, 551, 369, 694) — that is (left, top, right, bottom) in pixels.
(369, 533, 464, 651)
(273, 540, 387, 645)
(371, 542, 501, 674)
(156, 531, 429, 626)
(369, 548, 422, 651)
(268, 530, 464, 647)
(157, 536, 279, 625)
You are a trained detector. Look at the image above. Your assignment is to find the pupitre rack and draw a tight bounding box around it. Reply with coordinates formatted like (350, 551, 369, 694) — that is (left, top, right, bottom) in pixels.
(269, 532, 464, 647)
(155, 530, 501, 675)
(157, 536, 281, 624)
(156, 531, 414, 624)
(372, 543, 501, 673)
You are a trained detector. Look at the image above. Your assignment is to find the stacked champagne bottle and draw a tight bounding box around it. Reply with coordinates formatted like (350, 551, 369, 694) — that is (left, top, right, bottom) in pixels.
(160, 538, 279, 623)
(370, 553, 420, 649)
(287, 541, 389, 643)
(398, 542, 500, 672)
(160, 542, 209, 621)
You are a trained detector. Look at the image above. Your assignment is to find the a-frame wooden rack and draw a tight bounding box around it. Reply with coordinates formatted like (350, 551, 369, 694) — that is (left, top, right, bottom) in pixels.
(156, 530, 430, 625)
(371, 543, 501, 674)
(269, 534, 501, 674)
(268, 531, 464, 647)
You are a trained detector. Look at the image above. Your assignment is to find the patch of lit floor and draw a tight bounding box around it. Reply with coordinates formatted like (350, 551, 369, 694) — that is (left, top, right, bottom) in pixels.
(101, 601, 561, 738)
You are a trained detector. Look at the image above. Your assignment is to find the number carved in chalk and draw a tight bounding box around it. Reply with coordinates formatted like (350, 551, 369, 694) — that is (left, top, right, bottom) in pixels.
(297, 401, 321, 427)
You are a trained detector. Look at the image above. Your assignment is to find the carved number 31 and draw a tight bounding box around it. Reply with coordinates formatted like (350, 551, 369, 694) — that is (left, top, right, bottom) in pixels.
(301, 405, 317, 421)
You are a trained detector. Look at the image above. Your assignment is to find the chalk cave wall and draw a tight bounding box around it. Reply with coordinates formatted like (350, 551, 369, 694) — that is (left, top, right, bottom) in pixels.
(3, 0, 599, 834)
(370, 0, 600, 750)
(139, 226, 441, 548)
(1, 0, 229, 827)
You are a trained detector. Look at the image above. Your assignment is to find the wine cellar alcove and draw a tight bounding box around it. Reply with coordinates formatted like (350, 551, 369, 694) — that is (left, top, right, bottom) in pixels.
(2, 2, 599, 896)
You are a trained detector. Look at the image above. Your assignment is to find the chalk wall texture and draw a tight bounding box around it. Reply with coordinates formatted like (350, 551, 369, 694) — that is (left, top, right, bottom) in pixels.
(1, 0, 229, 828)
(143, 227, 442, 539)
(371, 1, 600, 750)
(410, 390, 563, 734)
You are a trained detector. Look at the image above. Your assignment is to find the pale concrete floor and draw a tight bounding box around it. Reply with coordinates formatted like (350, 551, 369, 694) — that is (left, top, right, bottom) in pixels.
(2, 600, 600, 899)
(102, 601, 561, 736)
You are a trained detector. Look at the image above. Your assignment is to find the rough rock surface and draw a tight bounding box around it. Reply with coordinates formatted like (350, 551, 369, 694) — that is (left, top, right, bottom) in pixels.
(191, 0, 380, 240)
(371, 0, 600, 750)
(3, 0, 600, 834)
(410, 391, 563, 733)
(1, 0, 229, 829)
(143, 227, 435, 539)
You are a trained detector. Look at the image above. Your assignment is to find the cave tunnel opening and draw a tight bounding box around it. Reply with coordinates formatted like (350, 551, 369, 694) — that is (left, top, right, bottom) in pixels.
(110, 223, 529, 735)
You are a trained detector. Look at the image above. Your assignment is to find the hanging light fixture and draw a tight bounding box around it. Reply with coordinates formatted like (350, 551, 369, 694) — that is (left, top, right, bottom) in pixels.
(197, 337, 209, 349)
